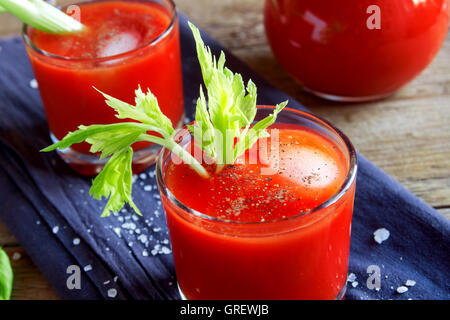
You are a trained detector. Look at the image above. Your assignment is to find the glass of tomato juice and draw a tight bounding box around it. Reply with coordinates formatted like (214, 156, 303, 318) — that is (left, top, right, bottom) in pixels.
(156, 107, 358, 300)
(264, 0, 449, 102)
(22, 0, 184, 175)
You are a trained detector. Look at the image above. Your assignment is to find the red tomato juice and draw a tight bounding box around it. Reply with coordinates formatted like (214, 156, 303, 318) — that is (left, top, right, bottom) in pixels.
(24, 1, 184, 154)
(160, 118, 356, 299)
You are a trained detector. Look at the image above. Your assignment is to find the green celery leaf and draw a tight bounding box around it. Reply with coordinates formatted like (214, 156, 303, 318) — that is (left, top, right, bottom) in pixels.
(42, 123, 148, 157)
(89, 146, 139, 217)
(95, 87, 175, 139)
(234, 101, 288, 160)
(189, 22, 286, 168)
(0, 247, 13, 300)
(42, 87, 208, 216)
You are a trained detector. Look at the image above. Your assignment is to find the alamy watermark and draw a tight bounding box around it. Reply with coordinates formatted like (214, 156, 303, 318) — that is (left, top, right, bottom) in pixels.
(367, 5, 381, 30)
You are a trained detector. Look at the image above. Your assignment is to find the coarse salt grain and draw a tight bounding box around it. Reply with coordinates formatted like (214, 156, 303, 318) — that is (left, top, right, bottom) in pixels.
(72, 238, 81, 245)
(160, 246, 171, 254)
(405, 280, 416, 287)
(113, 227, 121, 238)
(121, 222, 136, 230)
(84, 264, 92, 272)
(139, 173, 147, 180)
(52, 226, 59, 234)
(347, 273, 357, 282)
(138, 234, 148, 244)
(396, 286, 408, 294)
(12, 252, 21, 261)
(107, 288, 117, 298)
(373, 228, 390, 244)
(29, 79, 38, 89)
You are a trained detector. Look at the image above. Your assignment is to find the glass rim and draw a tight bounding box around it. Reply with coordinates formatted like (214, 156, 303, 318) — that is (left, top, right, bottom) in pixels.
(21, 0, 177, 62)
(156, 106, 358, 226)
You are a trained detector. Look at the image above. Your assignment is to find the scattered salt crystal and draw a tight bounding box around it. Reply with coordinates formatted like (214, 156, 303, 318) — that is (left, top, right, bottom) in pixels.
(12, 252, 21, 261)
(142, 250, 149, 257)
(138, 234, 148, 244)
(131, 215, 139, 221)
(373, 228, 390, 244)
(161, 246, 171, 254)
(113, 276, 118, 282)
(103, 280, 110, 285)
(84, 264, 93, 272)
(29, 79, 38, 89)
(139, 173, 147, 180)
(113, 227, 121, 238)
(405, 280, 416, 287)
(121, 222, 136, 230)
(72, 238, 80, 245)
(347, 273, 357, 282)
(351, 281, 359, 288)
(36, 220, 41, 225)
(153, 227, 161, 232)
(396, 286, 408, 294)
(107, 288, 117, 298)
(52, 226, 59, 234)
(144, 185, 152, 191)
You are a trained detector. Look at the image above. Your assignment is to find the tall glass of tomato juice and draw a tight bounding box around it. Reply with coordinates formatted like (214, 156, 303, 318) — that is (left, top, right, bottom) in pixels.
(22, 0, 184, 175)
(264, 0, 449, 102)
(156, 107, 358, 300)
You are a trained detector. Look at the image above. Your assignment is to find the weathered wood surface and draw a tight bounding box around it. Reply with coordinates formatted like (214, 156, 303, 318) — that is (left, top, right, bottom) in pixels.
(0, 0, 448, 300)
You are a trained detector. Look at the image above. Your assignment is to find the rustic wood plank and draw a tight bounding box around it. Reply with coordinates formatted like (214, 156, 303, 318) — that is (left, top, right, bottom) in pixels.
(438, 208, 450, 220)
(0, 220, 17, 246)
(3, 246, 59, 300)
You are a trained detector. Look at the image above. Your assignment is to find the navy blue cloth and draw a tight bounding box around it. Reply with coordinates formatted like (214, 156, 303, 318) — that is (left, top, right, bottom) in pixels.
(0, 13, 449, 300)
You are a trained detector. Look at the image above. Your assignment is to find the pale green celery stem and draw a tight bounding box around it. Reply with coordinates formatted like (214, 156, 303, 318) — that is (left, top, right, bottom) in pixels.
(139, 135, 209, 179)
(0, 0, 84, 33)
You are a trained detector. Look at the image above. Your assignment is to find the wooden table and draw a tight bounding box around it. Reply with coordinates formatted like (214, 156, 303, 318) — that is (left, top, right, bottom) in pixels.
(0, 0, 449, 300)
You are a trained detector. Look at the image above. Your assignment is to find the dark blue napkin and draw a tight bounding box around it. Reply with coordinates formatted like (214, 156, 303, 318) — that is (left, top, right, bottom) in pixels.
(0, 13, 448, 300)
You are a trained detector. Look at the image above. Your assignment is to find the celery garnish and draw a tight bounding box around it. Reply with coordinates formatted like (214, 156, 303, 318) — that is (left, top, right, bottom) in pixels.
(42, 23, 287, 216)
(0, 0, 84, 34)
(188, 22, 287, 172)
(42, 87, 208, 217)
